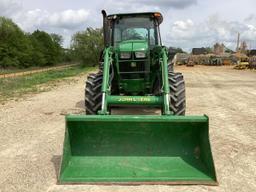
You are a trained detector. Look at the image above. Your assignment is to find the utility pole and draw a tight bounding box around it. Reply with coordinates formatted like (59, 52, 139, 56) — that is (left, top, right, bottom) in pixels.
(236, 32, 240, 52)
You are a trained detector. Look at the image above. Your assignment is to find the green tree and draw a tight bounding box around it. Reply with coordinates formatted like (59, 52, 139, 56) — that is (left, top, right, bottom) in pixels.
(51, 33, 63, 46)
(30, 30, 59, 66)
(205, 47, 213, 54)
(28, 34, 47, 66)
(0, 17, 33, 68)
(0, 16, 72, 69)
(51, 33, 64, 63)
(62, 48, 75, 62)
(71, 27, 103, 66)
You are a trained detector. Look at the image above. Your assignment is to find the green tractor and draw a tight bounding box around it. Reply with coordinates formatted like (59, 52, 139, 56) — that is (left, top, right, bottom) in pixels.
(59, 10, 217, 185)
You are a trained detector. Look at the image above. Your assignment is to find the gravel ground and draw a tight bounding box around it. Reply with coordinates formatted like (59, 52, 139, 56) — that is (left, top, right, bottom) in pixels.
(0, 66, 255, 192)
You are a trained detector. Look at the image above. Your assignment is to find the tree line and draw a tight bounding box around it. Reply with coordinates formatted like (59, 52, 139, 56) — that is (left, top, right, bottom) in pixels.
(0, 17, 70, 68)
(0, 16, 104, 69)
(71, 28, 103, 67)
(1, 16, 184, 69)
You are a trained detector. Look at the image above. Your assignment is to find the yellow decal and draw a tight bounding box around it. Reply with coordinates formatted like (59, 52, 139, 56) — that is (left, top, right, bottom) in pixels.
(118, 97, 151, 102)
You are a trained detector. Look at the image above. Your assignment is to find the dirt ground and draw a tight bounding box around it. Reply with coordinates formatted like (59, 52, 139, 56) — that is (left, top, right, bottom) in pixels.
(0, 66, 255, 192)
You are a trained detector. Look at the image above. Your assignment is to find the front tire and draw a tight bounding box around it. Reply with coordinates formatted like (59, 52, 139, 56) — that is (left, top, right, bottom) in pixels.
(168, 72, 186, 115)
(85, 72, 103, 114)
(168, 63, 174, 72)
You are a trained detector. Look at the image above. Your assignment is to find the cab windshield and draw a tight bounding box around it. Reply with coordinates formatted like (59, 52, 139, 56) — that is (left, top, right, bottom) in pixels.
(113, 16, 159, 47)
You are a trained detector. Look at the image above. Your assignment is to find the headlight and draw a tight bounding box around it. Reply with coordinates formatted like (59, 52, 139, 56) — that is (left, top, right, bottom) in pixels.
(120, 52, 131, 59)
(135, 51, 146, 58)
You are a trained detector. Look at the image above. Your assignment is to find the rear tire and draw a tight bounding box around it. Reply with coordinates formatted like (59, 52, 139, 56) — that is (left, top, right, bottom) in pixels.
(168, 72, 186, 115)
(168, 63, 174, 72)
(85, 72, 103, 114)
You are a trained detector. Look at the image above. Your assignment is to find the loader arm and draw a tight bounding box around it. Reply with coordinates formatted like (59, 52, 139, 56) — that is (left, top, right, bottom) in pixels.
(98, 47, 112, 115)
(99, 47, 171, 115)
(160, 47, 171, 115)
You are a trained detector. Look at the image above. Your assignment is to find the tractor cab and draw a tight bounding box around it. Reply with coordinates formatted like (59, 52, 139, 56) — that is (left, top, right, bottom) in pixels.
(103, 12, 164, 95)
(105, 12, 163, 47)
(110, 13, 162, 49)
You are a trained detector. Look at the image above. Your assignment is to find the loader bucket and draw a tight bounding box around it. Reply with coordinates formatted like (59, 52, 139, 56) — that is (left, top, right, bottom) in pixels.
(59, 115, 217, 185)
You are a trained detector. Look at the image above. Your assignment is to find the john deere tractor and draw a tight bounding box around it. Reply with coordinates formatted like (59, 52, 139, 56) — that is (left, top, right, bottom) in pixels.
(59, 10, 217, 185)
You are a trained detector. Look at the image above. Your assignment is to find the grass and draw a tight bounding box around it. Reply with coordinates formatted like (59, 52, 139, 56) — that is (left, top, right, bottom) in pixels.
(0, 65, 95, 103)
(0, 68, 25, 75)
(0, 63, 78, 75)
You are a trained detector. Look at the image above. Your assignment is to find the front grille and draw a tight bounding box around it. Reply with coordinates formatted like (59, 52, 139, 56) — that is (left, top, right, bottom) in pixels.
(119, 61, 145, 73)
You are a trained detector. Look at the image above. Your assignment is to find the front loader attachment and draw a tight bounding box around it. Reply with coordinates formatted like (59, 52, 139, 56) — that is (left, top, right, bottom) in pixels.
(59, 115, 217, 185)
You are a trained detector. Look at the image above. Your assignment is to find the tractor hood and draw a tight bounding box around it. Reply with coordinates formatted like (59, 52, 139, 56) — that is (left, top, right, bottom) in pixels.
(118, 40, 148, 52)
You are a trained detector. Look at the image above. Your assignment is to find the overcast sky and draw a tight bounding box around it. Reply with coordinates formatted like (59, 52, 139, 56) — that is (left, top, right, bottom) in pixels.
(1, 0, 256, 51)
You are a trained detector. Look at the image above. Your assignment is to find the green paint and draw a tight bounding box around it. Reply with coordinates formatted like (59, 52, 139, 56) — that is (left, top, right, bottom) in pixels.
(98, 47, 112, 115)
(59, 115, 217, 184)
(121, 79, 145, 93)
(160, 48, 171, 115)
(101, 47, 112, 93)
(119, 40, 148, 52)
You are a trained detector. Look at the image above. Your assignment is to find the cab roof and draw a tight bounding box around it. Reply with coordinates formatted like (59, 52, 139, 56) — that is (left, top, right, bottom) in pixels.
(107, 12, 163, 24)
